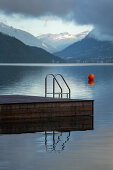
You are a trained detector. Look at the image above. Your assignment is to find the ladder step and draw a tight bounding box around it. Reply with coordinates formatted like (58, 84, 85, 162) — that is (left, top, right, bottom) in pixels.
(46, 93, 69, 94)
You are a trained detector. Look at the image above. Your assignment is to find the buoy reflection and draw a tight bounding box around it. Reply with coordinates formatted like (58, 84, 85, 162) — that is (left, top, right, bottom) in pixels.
(88, 79, 94, 86)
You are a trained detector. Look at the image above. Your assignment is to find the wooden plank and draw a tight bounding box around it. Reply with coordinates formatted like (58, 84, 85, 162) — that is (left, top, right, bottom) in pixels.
(0, 95, 91, 104)
(0, 95, 94, 119)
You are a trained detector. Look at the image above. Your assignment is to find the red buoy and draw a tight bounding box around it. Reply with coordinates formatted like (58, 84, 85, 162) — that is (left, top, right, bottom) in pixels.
(88, 73, 94, 80)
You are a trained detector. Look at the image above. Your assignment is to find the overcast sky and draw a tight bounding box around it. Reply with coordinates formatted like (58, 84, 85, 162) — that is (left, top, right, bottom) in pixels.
(0, 0, 112, 40)
(0, 12, 92, 36)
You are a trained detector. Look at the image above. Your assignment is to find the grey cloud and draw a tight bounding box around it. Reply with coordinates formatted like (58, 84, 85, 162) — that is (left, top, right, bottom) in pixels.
(0, 0, 113, 40)
(74, 0, 113, 40)
(0, 0, 76, 16)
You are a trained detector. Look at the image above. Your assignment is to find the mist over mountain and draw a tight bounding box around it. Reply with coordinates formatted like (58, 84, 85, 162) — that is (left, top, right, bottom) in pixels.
(0, 22, 55, 53)
(0, 32, 64, 63)
(55, 34, 113, 63)
(37, 31, 88, 53)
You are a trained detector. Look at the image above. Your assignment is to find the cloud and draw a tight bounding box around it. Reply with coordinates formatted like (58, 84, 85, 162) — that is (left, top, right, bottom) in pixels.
(73, 0, 113, 40)
(0, 0, 76, 17)
(0, 0, 113, 40)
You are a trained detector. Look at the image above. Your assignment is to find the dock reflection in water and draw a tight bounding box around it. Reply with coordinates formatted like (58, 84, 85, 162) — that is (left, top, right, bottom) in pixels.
(0, 116, 93, 134)
(0, 116, 93, 152)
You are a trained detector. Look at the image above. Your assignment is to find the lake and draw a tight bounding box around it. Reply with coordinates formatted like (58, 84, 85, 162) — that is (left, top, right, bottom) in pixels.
(0, 64, 113, 170)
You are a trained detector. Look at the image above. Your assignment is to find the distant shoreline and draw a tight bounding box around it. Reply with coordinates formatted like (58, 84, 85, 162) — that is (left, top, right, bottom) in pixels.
(0, 63, 113, 67)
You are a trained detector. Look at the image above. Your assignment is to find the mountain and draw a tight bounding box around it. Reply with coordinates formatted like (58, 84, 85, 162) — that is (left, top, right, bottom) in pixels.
(55, 35, 113, 63)
(0, 22, 54, 53)
(0, 32, 64, 63)
(37, 32, 88, 53)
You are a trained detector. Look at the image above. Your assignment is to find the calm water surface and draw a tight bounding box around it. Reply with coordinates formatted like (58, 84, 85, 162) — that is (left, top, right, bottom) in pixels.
(0, 64, 113, 170)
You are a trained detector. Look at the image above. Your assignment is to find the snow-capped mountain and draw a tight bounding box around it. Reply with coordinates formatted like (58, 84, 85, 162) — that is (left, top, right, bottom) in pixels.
(0, 22, 55, 53)
(37, 32, 89, 52)
(0, 22, 89, 53)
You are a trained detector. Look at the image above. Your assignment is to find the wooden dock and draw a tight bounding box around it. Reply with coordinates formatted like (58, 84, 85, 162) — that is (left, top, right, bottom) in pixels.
(0, 95, 94, 134)
(0, 95, 93, 120)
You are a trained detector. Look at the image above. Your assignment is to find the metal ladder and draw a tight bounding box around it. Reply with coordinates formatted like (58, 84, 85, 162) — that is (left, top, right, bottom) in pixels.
(45, 74, 71, 98)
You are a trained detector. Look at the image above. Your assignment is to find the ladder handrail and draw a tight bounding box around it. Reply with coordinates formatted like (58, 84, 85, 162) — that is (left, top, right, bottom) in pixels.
(45, 74, 63, 98)
(55, 74, 71, 98)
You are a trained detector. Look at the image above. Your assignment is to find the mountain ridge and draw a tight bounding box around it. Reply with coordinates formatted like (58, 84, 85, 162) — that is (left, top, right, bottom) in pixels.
(0, 32, 64, 63)
(55, 35, 113, 63)
(0, 22, 55, 53)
